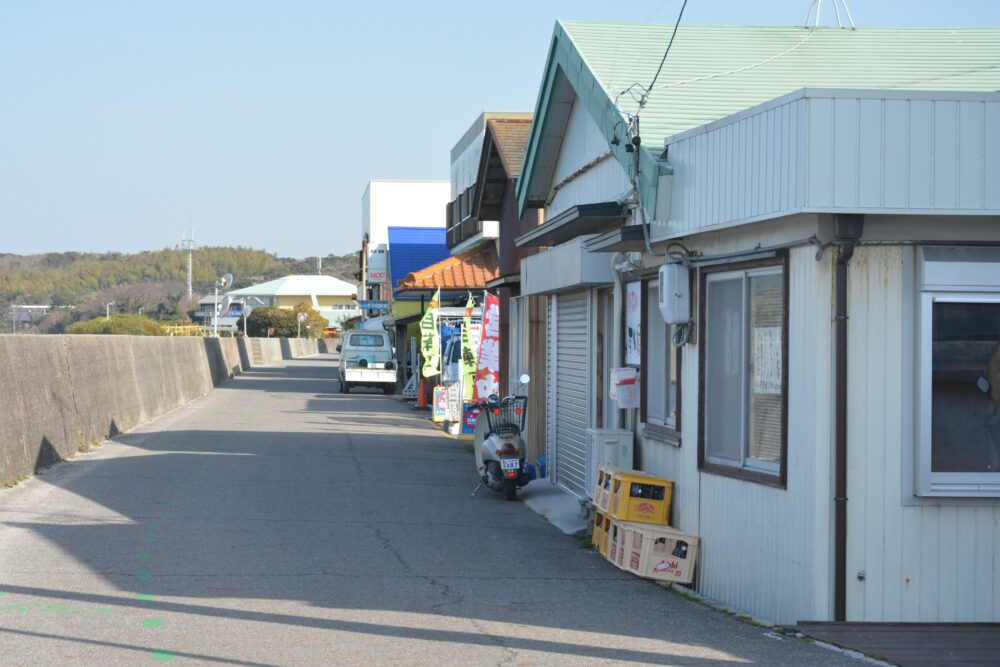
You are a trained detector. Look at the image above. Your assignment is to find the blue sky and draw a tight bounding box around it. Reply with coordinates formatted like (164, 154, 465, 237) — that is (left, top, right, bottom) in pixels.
(2, 0, 998, 258)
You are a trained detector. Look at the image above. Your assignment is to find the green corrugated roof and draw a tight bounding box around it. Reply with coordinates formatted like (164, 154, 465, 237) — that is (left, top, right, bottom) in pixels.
(561, 22, 1000, 142)
(518, 22, 1000, 216)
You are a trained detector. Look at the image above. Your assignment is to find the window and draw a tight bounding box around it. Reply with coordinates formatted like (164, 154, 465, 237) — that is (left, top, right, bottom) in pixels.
(642, 281, 680, 442)
(917, 247, 1000, 497)
(348, 333, 386, 348)
(699, 258, 787, 486)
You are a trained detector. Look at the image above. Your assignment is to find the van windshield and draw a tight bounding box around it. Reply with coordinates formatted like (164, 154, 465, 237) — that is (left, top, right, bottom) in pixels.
(348, 334, 386, 348)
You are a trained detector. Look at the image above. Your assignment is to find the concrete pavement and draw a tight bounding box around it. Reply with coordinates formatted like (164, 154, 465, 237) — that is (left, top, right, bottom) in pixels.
(0, 353, 864, 665)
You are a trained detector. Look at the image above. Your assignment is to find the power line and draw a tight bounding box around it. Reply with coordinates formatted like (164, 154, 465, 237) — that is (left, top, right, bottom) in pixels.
(638, 0, 688, 110)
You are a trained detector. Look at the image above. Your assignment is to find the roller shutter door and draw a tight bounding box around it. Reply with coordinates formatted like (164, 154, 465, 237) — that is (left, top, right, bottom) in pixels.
(548, 291, 591, 498)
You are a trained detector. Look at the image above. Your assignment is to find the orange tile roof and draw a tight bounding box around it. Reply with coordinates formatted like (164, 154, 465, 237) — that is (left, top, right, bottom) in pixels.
(396, 244, 500, 293)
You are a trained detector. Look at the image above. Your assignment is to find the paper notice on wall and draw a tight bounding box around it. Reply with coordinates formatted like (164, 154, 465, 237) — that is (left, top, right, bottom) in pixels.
(625, 281, 642, 366)
(752, 326, 782, 394)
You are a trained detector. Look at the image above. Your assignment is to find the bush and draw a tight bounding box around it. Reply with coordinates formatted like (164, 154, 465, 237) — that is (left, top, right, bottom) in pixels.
(245, 304, 328, 338)
(65, 314, 166, 336)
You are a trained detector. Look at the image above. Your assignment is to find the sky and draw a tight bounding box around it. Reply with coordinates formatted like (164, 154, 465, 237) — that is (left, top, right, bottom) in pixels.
(2, 1, 999, 259)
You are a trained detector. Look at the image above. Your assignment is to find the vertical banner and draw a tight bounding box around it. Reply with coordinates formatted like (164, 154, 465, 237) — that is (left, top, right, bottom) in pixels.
(625, 281, 642, 366)
(473, 293, 501, 400)
(420, 288, 441, 378)
(461, 295, 476, 401)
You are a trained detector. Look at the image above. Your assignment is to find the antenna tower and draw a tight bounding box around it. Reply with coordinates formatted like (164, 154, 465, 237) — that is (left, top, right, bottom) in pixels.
(180, 232, 197, 299)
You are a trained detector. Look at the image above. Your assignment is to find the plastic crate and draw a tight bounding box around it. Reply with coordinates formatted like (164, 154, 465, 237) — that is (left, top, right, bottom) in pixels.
(593, 464, 625, 514)
(606, 520, 628, 570)
(620, 521, 699, 584)
(591, 511, 604, 548)
(609, 470, 673, 525)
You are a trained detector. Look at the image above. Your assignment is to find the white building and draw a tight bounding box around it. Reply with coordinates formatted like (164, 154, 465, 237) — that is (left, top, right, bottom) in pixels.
(517, 21, 1000, 625)
(360, 180, 450, 300)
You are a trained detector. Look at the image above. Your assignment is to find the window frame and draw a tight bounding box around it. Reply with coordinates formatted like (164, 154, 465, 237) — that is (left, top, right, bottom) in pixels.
(917, 290, 1000, 497)
(697, 255, 789, 489)
(641, 278, 682, 445)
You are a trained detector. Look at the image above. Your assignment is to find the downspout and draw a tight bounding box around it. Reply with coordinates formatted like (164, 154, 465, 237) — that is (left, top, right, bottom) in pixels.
(833, 214, 863, 622)
(610, 252, 625, 430)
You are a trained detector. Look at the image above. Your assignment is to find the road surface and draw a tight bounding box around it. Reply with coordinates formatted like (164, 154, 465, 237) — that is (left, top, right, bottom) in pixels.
(0, 353, 862, 665)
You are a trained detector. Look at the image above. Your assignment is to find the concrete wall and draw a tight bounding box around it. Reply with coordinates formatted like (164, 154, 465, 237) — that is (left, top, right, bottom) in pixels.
(0, 335, 330, 486)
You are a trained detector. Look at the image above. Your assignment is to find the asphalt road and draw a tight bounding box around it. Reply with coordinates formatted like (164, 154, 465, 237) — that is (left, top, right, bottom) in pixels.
(0, 353, 863, 666)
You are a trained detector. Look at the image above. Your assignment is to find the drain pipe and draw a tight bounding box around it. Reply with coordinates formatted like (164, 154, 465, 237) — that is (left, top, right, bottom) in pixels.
(833, 214, 863, 622)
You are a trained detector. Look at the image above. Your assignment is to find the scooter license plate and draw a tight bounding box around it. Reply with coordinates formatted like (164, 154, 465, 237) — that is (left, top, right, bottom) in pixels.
(500, 458, 520, 471)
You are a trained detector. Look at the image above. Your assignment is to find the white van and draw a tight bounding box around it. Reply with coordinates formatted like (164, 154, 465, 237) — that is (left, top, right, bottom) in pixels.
(337, 329, 397, 394)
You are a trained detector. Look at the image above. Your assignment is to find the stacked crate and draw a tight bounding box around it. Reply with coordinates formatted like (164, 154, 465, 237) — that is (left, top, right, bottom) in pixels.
(591, 464, 700, 584)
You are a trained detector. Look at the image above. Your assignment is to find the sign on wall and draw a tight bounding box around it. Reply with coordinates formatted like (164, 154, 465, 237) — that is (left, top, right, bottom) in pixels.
(625, 281, 642, 366)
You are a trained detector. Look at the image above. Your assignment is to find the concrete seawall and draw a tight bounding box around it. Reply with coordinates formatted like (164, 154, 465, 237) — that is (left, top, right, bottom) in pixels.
(0, 335, 333, 485)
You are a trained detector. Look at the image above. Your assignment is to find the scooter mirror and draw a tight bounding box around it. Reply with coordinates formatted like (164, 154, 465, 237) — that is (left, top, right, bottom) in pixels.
(488, 394, 498, 403)
(519, 374, 531, 385)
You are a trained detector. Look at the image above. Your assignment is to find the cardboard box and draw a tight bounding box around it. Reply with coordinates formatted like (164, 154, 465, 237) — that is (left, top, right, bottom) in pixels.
(620, 522, 699, 584)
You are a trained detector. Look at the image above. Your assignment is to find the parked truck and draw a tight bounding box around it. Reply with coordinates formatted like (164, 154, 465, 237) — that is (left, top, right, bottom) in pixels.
(337, 329, 396, 394)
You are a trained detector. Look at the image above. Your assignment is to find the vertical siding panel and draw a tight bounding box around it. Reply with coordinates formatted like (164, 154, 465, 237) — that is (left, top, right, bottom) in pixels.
(933, 100, 959, 209)
(955, 511, 977, 621)
(958, 101, 985, 209)
(938, 506, 959, 620)
(766, 108, 775, 213)
(738, 118, 747, 221)
(833, 98, 860, 208)
(920, 509, 940, 621)
(881, 248, 904, 622)
(972, 508, 993, 620)
(901, 509, 921, 620)
(858, 99, 883, 207)
(807, 97, 834, 208)
(908, 100, 933, 209)
(779, 104, 789, 212)
(795, 98, 806, 210)
(985, 102, 1000, 210)
(884, 100, 909, 208)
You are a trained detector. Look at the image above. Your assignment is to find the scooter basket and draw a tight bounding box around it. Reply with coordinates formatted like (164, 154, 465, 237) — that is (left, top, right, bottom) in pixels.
(485, 396, 527, 437)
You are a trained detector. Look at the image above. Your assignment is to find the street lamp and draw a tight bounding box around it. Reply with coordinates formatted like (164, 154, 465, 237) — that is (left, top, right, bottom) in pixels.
(214, 273, 233, 337)
(106, 302, 114, 320)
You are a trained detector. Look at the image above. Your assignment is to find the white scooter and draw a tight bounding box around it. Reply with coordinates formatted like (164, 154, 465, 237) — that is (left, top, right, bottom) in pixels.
(472, 374, 531, 501)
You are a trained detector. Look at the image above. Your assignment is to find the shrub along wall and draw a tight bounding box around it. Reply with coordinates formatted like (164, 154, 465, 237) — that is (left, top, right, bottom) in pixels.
(0, 335, 330, 485)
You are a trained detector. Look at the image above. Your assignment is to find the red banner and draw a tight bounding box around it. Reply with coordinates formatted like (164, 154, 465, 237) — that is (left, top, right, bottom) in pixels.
(473, 293, 501, 400)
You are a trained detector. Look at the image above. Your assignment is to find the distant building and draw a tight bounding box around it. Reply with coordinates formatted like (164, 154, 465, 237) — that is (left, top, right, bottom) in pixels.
(228, 275, 360, 329)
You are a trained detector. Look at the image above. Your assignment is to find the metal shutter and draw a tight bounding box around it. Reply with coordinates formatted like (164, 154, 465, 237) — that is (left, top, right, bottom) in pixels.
(550, 291, 591, 498)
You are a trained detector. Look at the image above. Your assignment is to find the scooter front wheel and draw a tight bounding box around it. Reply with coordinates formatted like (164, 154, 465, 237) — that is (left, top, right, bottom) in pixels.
(502, 478, 517, 501)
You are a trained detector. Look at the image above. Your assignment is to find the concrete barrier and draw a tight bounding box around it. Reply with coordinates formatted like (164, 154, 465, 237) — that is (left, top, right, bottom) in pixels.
(0, 335, 330, 486)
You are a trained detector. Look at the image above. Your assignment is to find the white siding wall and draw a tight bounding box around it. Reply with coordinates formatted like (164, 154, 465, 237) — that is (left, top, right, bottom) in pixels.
(662, 97, 806, 239)
(655, 90, 1000, 243)
(846, 245, 1000, 622)
(642, 246, 835, 624)
(547, 98, 631, 219)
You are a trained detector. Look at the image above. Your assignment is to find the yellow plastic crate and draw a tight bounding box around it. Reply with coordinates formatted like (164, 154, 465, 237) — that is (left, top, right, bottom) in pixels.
(609, 470, 673, 525)
(597, 514, 614, 557)
(593, 464, 625, 514)
(591, 511, 605, 548)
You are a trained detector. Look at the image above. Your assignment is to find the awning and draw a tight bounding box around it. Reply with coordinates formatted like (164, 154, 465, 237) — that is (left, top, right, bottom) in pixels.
(583, 224, 651, 253)
(515, 202, 629, 248)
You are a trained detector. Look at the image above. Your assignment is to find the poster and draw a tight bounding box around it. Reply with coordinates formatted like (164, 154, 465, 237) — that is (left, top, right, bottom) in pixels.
(419, 288, 441, 378)
(625, 281, 642, 366)
(473, 293, 501, 400)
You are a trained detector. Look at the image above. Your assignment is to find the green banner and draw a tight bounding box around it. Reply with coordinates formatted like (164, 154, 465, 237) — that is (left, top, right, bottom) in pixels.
(461, 295, 476, 401)
(419, 289, 440, 378)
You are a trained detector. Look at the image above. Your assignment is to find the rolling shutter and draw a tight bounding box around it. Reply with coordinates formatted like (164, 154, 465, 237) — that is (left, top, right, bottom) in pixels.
(550, 291, 592, 498)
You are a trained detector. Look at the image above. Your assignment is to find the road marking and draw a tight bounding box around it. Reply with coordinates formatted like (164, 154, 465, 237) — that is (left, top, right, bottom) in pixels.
(151, 650, 175, 661)
(143, 618, 163, 628)
(143, 536, 158, 544)
(135, 593, 155, 602)
(135, 551, 151, 561)
(135, 571, 154, 581)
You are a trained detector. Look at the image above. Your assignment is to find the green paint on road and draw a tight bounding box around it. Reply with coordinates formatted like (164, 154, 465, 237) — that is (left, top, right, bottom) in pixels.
(135, 551, 151, 561)
(151, 651, 175, 661)
(143, 618, 163, 628)
(143, 536, 158, 544)
(135, 571, 154, 581)
(135, 593, 155, 602)
(149, 523, 161, 530)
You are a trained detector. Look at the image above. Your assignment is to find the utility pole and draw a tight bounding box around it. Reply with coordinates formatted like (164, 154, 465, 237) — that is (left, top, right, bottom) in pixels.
(181, 232, 197, 299)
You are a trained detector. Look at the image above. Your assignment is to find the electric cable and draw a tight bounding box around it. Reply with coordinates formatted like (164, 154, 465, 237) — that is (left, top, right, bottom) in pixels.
(638, 0, 688, 109)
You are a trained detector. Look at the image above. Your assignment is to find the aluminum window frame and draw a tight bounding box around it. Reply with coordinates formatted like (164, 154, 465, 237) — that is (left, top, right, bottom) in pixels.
(698, 256, 789, 488)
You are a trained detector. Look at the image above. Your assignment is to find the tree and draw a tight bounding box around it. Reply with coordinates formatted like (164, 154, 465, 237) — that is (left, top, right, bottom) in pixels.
(65, 314, 166, 336)
(245, 307, 297, 338)
(291, 303, 329, 339)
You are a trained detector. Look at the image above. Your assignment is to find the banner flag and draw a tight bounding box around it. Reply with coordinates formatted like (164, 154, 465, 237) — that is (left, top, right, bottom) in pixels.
(461, 295, 476, 401)
(420, 288, 441, 378)
(473, 292, 501, 400)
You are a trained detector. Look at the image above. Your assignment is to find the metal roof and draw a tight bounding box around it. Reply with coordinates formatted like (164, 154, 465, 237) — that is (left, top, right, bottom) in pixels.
(228, 275, 358, 297)
(518, 22, 1000, 216)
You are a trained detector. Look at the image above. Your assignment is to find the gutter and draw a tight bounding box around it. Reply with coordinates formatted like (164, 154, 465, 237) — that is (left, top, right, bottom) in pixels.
(832, 214, 863, 622)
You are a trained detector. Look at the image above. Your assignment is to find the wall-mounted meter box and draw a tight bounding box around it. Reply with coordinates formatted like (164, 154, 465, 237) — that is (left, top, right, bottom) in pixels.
(658, 264, 690, 324)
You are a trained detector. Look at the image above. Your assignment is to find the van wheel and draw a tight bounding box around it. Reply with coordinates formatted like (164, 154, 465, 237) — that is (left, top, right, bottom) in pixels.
(341, 381, 350, 394)
(382, 386, 393, 395)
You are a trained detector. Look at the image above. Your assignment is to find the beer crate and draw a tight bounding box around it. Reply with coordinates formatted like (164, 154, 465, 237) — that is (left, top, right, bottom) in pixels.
(608, 470, 673, 525)
(620, 522, 699, 584)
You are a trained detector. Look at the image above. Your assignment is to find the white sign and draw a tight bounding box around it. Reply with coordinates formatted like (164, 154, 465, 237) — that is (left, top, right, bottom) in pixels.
(625, 281, 642, 365)
(297, 312, 307, 323)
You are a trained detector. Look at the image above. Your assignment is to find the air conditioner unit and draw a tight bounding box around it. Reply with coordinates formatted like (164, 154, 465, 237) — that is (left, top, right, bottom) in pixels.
(587, 428, 634, 498)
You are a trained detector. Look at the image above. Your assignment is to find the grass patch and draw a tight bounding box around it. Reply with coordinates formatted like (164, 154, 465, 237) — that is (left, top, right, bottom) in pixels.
(3, 475, 28, 489)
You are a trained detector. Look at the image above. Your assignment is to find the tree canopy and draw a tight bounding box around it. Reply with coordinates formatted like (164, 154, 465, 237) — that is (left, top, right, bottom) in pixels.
(65, 314, 167, 336)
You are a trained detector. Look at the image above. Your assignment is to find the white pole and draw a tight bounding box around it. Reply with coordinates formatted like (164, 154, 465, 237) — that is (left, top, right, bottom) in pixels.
(297, 320, 301, 338)
(106, 302, 113, 320)
(213, 284, 219, 337)
(11, 305, 15, 333)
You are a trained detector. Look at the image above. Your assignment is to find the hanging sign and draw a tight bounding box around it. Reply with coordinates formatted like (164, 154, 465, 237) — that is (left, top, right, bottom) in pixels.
(473, 293, 501, 400)
(420, 288, 441, 377)
(625, 281, 642, 365)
